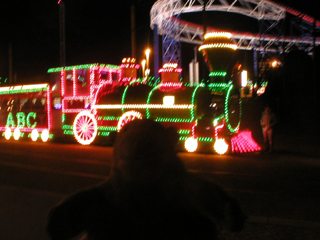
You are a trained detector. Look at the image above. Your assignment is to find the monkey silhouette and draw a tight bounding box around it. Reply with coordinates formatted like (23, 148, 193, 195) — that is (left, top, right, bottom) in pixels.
(47, 119, 246, 240)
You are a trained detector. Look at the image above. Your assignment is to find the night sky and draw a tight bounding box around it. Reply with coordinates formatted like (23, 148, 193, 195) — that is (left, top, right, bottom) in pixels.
(0, 0, 318, 84)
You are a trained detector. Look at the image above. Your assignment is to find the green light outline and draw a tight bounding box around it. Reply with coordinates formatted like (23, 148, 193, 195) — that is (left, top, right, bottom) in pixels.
(209, 71, 227, 77)
(146, 85, 160, 118)
(0, 87, 48, 95)
(225, 85, 241, 133)
(191, 83, 205, 121)
(121, 85, 130, 113)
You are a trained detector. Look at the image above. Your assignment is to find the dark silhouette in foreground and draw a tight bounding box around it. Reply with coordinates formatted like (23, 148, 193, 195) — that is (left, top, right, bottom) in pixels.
(47, 119, 246, 239)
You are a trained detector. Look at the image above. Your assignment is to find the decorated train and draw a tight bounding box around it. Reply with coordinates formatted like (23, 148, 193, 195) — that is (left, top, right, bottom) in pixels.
(0, 32, 261, 154)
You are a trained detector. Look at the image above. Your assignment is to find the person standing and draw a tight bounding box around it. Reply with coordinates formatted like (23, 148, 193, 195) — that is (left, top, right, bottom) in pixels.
(260, 106, 277, 152)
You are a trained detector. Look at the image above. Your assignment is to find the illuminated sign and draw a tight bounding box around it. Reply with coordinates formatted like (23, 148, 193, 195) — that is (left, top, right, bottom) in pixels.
(6, 112, 37, 128)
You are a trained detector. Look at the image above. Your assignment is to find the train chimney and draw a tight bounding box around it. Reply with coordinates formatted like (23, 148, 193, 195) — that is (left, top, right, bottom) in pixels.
(158, 63, 182, 83)
(120, 58, 140, 84)
(199, 32, 237, 83)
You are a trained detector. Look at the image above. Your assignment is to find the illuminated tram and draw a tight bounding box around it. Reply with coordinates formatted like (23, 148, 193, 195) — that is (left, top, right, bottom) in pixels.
(0, 32, 261, 154)
(0, 84, 52, 142)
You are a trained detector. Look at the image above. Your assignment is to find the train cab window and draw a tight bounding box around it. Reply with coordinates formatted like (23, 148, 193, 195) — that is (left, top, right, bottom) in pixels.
(100, 71, 119, 83)
(0, 98, 9, 111)
(52, 97, 62, 110)
(112, 72, 118, 82)
(100, 71, 108, 81)
(66, 100, 85, 109)
(93, 69, 100, 85)
(76, 69, 90, 95)
(64, 71, 73, 96)
(21, 98, 32, 111)
(7, 98, 21, 112)
(32, 98, 45, 110)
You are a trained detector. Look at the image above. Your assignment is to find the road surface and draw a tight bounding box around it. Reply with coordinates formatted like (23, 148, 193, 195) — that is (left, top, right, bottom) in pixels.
(0, 139, 319, 239)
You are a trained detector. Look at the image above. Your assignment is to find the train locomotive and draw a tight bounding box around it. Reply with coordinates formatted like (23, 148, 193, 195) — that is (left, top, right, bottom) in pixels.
(0, 32, 261, 154)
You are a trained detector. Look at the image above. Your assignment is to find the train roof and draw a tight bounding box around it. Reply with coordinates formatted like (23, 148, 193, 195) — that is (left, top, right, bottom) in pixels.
(0, 83, 50, 95)
(47, 63, 120, 73)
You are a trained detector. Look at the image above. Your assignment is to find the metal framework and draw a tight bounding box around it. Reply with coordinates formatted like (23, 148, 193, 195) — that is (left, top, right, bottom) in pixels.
(150, 0, 320, 63)
(160, 0, 183, 64)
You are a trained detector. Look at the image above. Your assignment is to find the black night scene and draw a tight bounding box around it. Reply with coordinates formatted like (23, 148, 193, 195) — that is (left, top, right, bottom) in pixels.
(0, 0, 320, 239)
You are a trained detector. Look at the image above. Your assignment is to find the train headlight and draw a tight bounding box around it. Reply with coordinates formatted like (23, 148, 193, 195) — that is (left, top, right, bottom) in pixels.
(185, 137, 198, 152)
(214, 138, 229, 154)
(163, 96, 175, 106)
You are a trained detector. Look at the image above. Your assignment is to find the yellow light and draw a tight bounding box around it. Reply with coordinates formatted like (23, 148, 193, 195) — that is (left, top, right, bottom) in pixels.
(141, 60, 146, 77)
(271, 60, 278, 68)
(31, 129, 39, 141)
(145, 49, 151, 77)
(92, 104, 194, 109)
(0, 83, 48, 93)
(41, 129, 50, 142)
(163, 96, 175, 106)
(199, 43, 237, 51)
(145, 49, 151, 56)
(241, 70, 248, 87)
(13, 128, 20, 140)
(0, 87, 10, 92)
(204, 32, 232, 39)
(163, 63, 178, 68)
(5, 128, 11, 140)
(214, 138, 229, 155)
(185, 137, 198, 152)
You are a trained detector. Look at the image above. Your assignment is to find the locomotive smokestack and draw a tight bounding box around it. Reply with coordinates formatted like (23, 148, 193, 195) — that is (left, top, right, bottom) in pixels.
(120, 58, 140, 84)
(199, 32, 237, 83)
(158, 63, 182, 83)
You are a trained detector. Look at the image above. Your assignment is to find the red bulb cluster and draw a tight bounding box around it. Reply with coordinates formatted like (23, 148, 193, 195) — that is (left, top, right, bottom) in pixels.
(231, 130, 261, 153)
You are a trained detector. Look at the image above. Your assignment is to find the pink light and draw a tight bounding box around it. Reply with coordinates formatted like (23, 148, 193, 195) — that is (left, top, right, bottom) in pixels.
(63, 96, 91, 100)
(0, 127, 49, 133)
(231, 130, 261, 153)
(120, 64, 140, 69)
(117, 111, 143, 132)
(73, 111, 98, 145)
(192, 123, 196, 138)
(61, 69, 65, 96)
(63, 109, 88, 113)
(159, 82, 183, 88)
(73, 68, 77, 96)
(47, 85, 52, 130)
(158, 68, 182, 73)
(90, 66, 97, 115)
(159, 82, 184, 92)
(214, 122, 225, 139)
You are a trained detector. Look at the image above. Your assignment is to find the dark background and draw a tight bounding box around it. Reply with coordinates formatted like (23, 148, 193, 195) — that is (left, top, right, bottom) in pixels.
(0, 0, 319, 83)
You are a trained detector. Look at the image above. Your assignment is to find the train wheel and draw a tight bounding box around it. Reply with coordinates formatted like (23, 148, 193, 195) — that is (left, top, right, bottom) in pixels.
(117, 111, 143, 132)
(73, 111, 98, 145)
(184, 137, 198, 152)
(4, 128, 11, 140)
